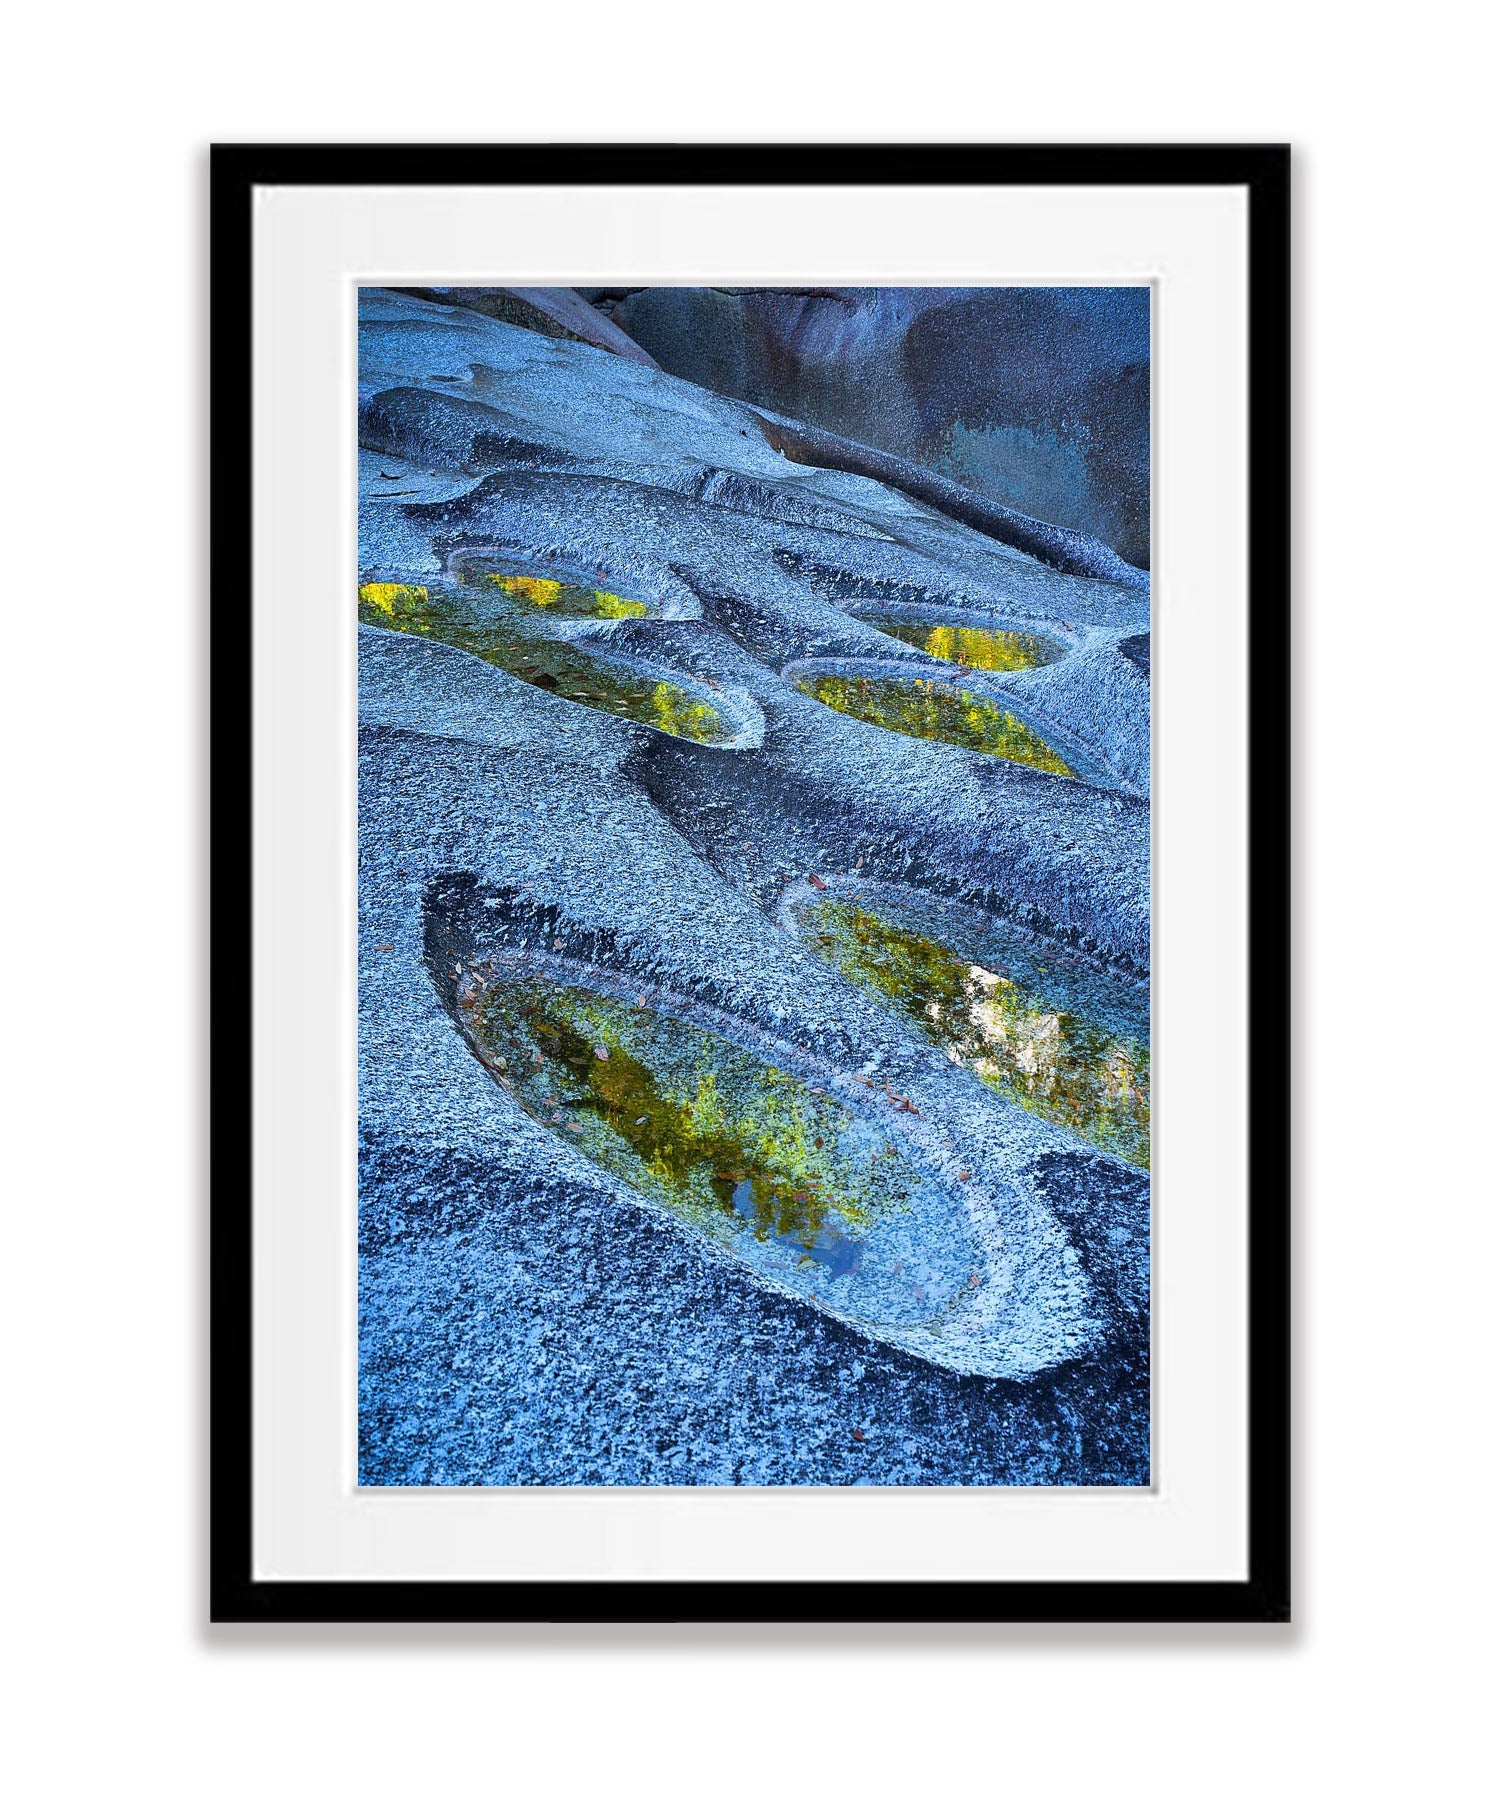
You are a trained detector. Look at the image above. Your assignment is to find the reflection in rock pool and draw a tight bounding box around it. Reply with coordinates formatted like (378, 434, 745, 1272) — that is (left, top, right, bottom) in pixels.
(358, 578, 727, 743)
(796, 673, 1073, 775)
(799, 897, 1149, 1168)
(457, 974, 978, 1326)
(455, 557, 650, 620)
(868, 619, 1063, 672)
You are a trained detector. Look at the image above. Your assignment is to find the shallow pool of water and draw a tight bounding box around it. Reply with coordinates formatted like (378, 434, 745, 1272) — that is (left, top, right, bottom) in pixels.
(454, 557, 650, 620)
(867, 619, 1063, 672)
(457, 975, 978, 1324)
(358, 579, 728, 743)
(798, 897, 1149, 1167)
(795, 673, 1074, 775)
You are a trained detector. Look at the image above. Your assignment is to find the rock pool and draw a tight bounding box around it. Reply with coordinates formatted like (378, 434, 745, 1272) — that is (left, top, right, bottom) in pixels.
(795, 671, 1075, 775)
(795, 891, 1150, 1167)
(866, 618, 1064, 672)
(454, 970, 982, 1330)
(358, 577, 728, 742)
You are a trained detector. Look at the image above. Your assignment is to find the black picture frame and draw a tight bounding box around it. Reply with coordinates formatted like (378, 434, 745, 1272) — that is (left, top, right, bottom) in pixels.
(210, 143, 1290, 1626)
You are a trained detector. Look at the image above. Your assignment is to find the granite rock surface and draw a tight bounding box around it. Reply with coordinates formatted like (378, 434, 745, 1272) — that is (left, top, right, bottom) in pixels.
(603, 286, 1151, 568)
(356, 288, 1151, 1485)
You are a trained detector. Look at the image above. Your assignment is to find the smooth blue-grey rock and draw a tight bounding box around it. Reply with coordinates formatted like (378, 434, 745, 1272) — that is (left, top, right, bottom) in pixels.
(400, 285, 661, 365)
(607, 286, 1150, 569)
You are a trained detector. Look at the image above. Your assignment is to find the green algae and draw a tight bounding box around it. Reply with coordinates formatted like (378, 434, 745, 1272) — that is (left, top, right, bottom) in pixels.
(869, 620, 1063, 672)
(358, 577, 728, 743)
(800, 900, 1149, 1168)
(796, 673, 1074, 775)
(460, 977, 978, 1319)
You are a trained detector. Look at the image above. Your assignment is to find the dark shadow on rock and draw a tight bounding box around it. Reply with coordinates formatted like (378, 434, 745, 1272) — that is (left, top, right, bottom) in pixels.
(753, 408, 1147, 588)
(612, 286, 1151, 569)
(1030, 1149, 1150, 1347)
(1119, 633, 1151, 677)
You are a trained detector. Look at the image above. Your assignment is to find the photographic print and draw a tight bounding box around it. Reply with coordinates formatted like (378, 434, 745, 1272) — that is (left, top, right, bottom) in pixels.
(356, 283, 1151, 1488)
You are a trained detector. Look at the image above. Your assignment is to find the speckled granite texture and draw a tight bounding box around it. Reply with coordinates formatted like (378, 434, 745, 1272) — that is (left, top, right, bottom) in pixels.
(356, 288, 1150, 1486)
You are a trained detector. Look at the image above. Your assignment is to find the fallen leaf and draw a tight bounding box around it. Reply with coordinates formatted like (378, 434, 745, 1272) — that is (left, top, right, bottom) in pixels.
(594, 1046, 609, 1061)
(808, 874, 828, 890)
(957, 1170, 971, 1181)
(851, 1428, 865, 1442)
(374, 944, 394, 952)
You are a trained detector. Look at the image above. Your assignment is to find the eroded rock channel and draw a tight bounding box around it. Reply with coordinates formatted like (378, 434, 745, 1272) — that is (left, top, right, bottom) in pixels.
(456, 968, 981, 1331)
(359, 570, 732, 743)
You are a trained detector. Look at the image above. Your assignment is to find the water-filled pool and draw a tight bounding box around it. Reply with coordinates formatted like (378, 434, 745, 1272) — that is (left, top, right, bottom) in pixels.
(797, 893, 1149, 1167)
(358, 577, 728, 743)
(455, 972, 981, 1326)
(866, 618, 1063, 673)
(795, 672, 1074, 775)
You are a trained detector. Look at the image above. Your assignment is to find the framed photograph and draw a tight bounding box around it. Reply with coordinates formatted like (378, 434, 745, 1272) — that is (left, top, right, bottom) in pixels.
(211, 143, 1289, 1623)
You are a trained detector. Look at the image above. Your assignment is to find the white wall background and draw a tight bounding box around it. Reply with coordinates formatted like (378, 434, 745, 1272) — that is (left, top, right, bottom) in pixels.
(3, 4, 1494, 1795)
